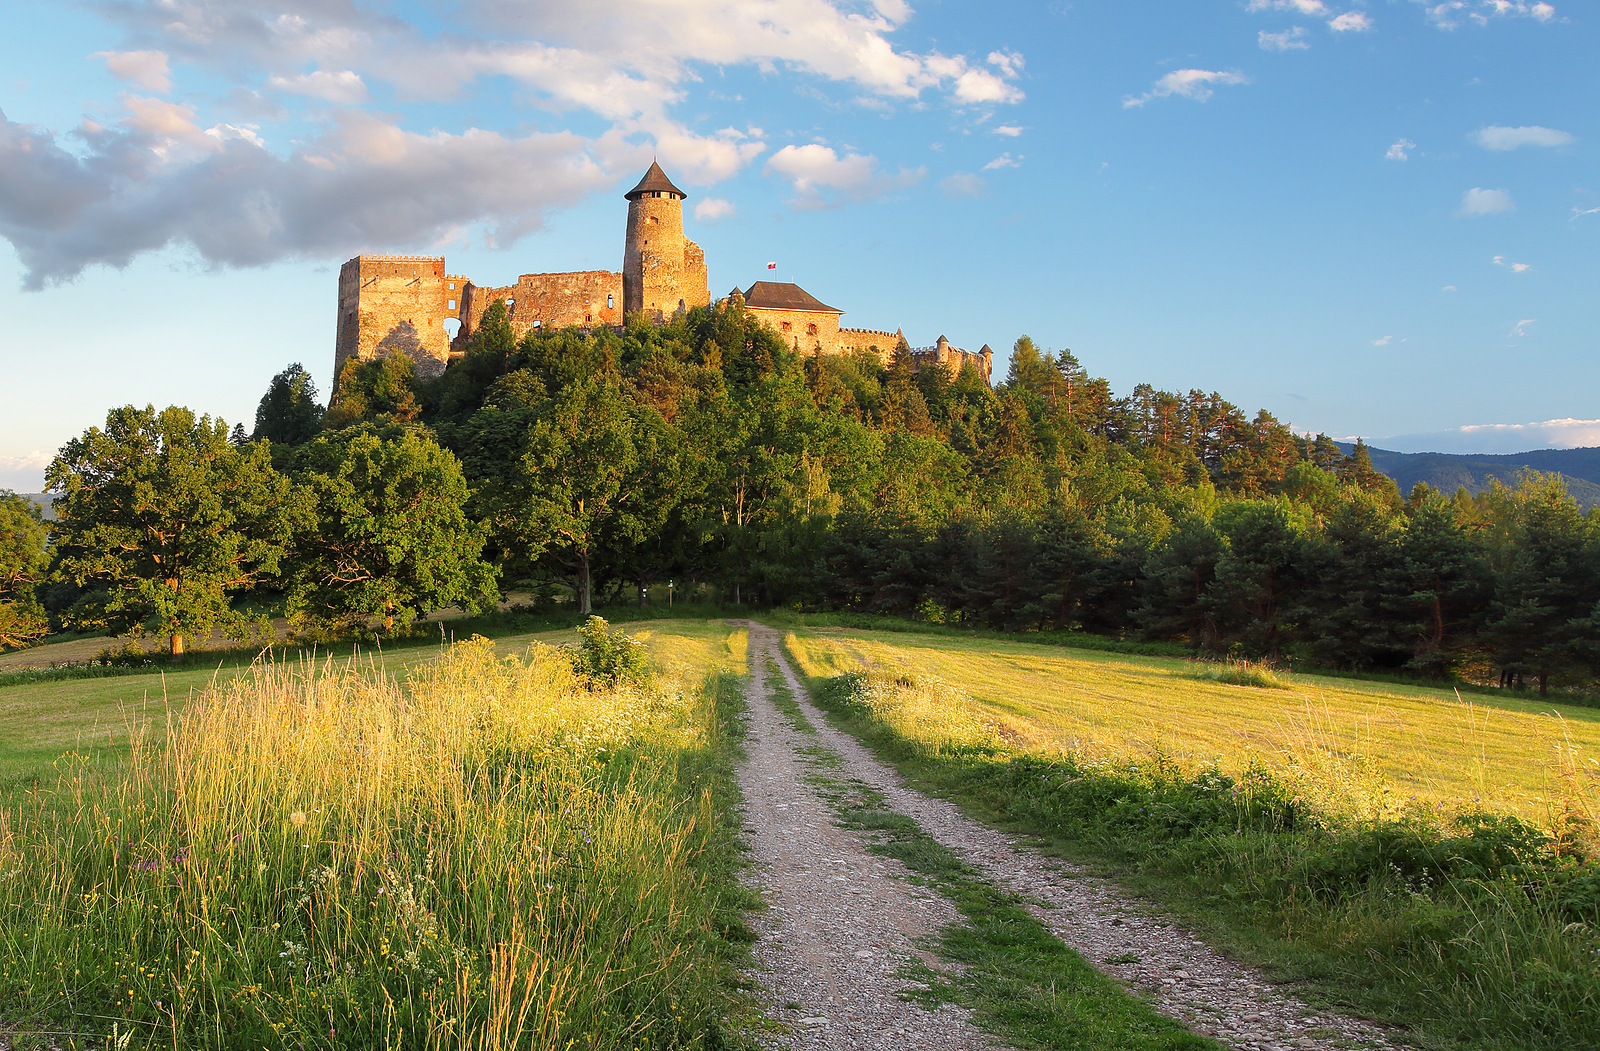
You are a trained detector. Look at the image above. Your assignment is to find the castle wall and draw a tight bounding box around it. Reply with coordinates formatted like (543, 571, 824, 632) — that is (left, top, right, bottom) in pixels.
(743, 305, 842, 353)
(456, 271, 622, 345)
(335, 256, 457, 379)
(623, 194, 709, 321)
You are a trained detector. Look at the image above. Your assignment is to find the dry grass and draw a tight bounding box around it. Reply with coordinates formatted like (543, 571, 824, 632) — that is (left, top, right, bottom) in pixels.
(0, 623, 752, 1049)
(781, 626, 1600, 830)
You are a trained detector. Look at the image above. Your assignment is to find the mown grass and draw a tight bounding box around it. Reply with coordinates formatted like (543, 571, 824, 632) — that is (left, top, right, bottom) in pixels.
(778, 625, 1600, 1051)
(781, 626, 1600, 825)
(0, 623, 757, 1050)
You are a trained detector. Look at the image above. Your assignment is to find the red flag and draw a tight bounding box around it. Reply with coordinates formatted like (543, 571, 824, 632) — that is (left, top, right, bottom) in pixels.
(766, 261, 777, 269)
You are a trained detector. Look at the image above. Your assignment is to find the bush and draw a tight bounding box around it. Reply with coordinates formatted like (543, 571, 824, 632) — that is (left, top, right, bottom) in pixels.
(573, 615, 651, 686)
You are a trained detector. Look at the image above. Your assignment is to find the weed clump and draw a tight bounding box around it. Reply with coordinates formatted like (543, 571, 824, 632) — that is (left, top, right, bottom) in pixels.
(1189, 659, 1292, 689)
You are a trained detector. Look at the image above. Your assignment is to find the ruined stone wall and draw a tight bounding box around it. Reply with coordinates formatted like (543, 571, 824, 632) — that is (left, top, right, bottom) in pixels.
(335, 256, 457, 379)
(835, 327, 900, 366)
(456, 271, 623, 345)
(623, 194, 708, 321)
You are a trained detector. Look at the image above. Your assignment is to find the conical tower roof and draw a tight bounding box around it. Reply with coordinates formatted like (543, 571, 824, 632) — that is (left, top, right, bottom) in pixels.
(624, 160, 687, 200)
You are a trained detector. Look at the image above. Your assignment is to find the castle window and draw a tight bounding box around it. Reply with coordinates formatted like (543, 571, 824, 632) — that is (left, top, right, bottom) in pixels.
(678, 298, 685, 313)
(607, 294, 614, 309)
(449, 282, 455, 290)
(806, 323, 817, 336)
(448, 299, 456, 310)
(780, 321, 792, 333)
(586, 314, 593, 324)
(650, 216, 659, 224)
(532, 320, 541, 328)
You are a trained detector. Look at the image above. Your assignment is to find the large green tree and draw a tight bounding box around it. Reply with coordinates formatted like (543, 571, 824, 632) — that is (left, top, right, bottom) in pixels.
(285, 428, 498, 634)
(0, 490, 50, 648)
(47, 405, 304, 656)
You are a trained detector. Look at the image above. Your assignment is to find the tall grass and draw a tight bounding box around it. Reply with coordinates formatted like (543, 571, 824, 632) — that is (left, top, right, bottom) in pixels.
(810, 665, 1600, 1051)
(0, 636, 752, 1049)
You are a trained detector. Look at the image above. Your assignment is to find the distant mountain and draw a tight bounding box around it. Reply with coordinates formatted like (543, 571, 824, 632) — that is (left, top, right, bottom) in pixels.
(1339, 444, 1600, 509)
(16, 493, 57, 520)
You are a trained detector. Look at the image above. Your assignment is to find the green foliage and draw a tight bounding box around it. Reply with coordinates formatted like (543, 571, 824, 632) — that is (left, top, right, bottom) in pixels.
(46, 405, 306, 655)
(572, 615, 651, 686)
(0, 489, 50, 648)
(326, 354, 421, 428)
(285, 427, 498, 636)
(252, 362, 325, 445)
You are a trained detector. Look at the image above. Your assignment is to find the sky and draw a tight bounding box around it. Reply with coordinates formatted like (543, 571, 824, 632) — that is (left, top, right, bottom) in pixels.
(0, 0, 1595, 491)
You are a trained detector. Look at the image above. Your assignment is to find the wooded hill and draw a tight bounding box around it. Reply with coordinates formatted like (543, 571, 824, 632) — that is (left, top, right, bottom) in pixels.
(11, 298, 1600, 696)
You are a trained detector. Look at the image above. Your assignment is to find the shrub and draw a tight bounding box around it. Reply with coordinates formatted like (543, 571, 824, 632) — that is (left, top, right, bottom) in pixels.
(573, 615, 651, 686)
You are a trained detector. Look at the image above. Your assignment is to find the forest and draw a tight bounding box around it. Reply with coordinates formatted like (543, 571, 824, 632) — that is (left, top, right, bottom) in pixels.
(6, 297, 1599, 695)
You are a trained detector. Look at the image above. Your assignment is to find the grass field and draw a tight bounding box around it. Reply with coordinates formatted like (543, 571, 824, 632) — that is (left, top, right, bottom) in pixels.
(780, 622, 1600, 1051)
(0, 618, 754, 1050)
(782, 626, 1600, 827)
(0, 618, 742, 789)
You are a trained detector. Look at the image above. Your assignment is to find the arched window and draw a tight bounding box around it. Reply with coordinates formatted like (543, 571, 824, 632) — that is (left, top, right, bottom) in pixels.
(650, 216, 659, 224)
(607, 293, 614, 309)
(678, 298, 685, 313)
(805, 323, 817, 336)
(780, 321, 792, 333)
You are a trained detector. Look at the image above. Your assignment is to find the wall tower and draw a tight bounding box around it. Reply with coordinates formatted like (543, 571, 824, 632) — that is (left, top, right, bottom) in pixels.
(622, 161, 709, 322)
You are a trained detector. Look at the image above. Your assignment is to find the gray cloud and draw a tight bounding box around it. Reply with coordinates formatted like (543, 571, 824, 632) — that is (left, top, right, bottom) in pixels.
(0, 105, 602, 289)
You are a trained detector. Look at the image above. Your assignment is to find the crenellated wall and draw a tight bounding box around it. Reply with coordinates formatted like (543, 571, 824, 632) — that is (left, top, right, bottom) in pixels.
(335, 256, 455, 379)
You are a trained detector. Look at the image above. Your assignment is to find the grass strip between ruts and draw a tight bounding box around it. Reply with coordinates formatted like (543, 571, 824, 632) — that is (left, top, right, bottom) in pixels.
(758, 660, 1218, 1051)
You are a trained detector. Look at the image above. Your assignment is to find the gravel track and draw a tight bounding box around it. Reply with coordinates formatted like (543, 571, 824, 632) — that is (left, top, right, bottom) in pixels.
(736, 630, 1000, 1049)
(743, 623, 1406, 1051)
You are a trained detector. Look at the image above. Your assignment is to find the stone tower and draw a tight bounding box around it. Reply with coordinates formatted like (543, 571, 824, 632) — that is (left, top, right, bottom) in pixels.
(622, 161, 709, 322)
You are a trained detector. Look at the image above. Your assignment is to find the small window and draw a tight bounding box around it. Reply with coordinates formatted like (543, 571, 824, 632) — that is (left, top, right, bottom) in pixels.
(650, 216, 659, 225)
(780, 321, 792, 333)
(607, 293, 614, 309)
(585, 314, 593, 324)
(678, 298, 685, 312)
(806, 323, 817, 336)
(532, 319, 541, 328)
(448, 299, 456, 310)
(449, 282, 455, 290)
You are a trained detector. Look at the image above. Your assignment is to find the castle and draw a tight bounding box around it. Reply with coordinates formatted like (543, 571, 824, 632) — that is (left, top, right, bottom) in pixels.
(334, 162, 993, 383)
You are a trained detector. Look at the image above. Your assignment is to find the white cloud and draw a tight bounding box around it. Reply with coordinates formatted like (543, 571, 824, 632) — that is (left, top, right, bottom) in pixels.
(991, 124, 1024, 137)
(1470, 124, 1574, 150)
(1259, 27, 1310, 50)
(1380, 416, 1600, 454)
(1420, 1, 1558, 29)
(1248, 0, 1327, 13)
(0, 450, 52, 471)
(693, 196, 736, 221)
(1511, 262, 1531, 272)
(1510, 318, 1536, 336)
(764, 143, 923, 209)
(267, 70, 370, 104)
(1385, 138, 1415, 160)
(1442, 285, 1458, 291)
(1328, 11, 1374, 30)
(982, 152, 1022, 170)
(1123, 69, 1249, 108)
(1458, 187, 1514, 216)
(1573, 205, 1600, 221)
(205, 122, 265, 148)
(93, 50, 172, 93)
(1372, 335, 1393, 346)
(939, 172, 986, 197)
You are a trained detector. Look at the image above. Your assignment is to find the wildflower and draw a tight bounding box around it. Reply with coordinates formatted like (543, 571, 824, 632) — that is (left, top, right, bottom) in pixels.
(290, 811, 308, 827)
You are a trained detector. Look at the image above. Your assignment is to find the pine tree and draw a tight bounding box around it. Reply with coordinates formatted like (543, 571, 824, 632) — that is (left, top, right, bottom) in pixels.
(253, 363, 325, 444)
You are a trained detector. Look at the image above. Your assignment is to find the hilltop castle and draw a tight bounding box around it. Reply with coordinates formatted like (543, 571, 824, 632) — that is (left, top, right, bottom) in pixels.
(334, 162, 992, 383)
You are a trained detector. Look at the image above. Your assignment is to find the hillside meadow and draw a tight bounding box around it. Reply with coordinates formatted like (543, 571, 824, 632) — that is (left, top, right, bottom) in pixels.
(780, 624, 1600, 826)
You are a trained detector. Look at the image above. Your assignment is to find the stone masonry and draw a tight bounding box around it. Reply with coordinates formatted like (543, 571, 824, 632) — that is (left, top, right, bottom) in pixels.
(334, 162, 991, 385)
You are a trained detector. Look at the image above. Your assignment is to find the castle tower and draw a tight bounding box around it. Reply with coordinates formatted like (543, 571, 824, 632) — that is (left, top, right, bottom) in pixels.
(622, 161, 709, 322)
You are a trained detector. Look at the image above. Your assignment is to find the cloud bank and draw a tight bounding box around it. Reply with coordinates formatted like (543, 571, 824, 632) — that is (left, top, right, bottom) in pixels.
(1471, 124, 1574, 150)
(1379, 417, 1600, 455)
(0, 0, 1024, 288)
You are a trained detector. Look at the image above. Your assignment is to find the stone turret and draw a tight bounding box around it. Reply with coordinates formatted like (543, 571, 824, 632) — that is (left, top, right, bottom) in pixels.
(622, 161, 710, 322)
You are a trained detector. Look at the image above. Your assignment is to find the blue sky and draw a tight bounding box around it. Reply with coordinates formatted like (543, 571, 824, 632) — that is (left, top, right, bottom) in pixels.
(1, 0, 1594, 490)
